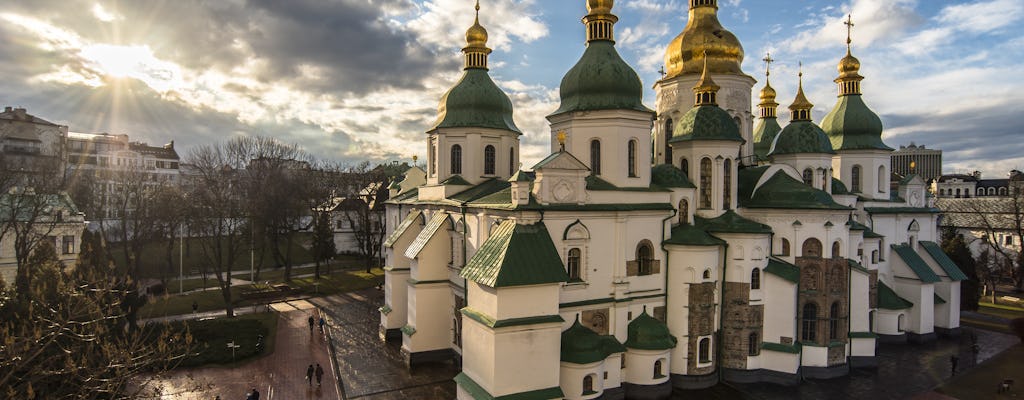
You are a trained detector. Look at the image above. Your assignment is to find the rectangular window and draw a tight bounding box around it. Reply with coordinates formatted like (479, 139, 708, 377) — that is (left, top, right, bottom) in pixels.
(63, 236, 74, 254)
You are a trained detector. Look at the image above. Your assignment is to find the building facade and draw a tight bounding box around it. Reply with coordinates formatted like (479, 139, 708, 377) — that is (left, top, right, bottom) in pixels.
(934, 170, 1024, 199)
(891, 143, 941, 183)
(380, 2, 964, 399)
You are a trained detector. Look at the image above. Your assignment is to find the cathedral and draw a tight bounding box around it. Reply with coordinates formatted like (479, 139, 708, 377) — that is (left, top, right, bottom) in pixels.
(379, 1, 966, 399)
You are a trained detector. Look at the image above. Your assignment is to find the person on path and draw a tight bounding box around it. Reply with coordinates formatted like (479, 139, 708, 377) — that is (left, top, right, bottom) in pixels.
(319, 316, 326, 335)
(308, 315, 315, 335)
(306, 364, 315, 386)
(250, 388, 260, 400)
(950, 354, 959, 376)
(192, 301, 198, 316)
(315, 363, 324, 387)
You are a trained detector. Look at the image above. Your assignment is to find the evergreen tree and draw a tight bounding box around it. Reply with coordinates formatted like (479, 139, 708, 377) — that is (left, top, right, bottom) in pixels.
(942, 227, 980, 310)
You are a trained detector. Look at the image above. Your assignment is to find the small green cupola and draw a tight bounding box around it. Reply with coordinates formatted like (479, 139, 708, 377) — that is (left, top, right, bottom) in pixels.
(669, 56, 743, 144)
(821, 15, 891, 151)
(624, 308, 677, 350)
(769, 67, 835, 156)
(560, 315, 627, 364)
(753, 52, 781, 160)
(430, 1, 520, 133)
(550, 0, 649, 116)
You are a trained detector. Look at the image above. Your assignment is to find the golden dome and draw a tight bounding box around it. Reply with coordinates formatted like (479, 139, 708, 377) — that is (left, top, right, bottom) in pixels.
(759, 82, 777, 102)
(837, 50, 861, 79)
(465, 1, 488, 48)
(663, 2, 744, 79)
(587, 0, 614, 14)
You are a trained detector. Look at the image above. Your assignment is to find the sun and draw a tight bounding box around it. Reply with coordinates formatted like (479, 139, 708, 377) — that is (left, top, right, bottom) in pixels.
(80, 44, 183, 92)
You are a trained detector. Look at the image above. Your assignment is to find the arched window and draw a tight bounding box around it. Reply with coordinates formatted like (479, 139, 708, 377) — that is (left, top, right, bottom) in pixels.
(509, 147, 515, 176)
(590, 140, 601, 175)
(567, 248, 582, 281)
(750, 268, 761, 290)
(700, 158, 712, 208)
(698, 338, 711, 362)
(653, 359, 664, 378)
(637, 242, 654, 275)
(803, 168, 813, 186)
(980, 187, 987, 196)
(664, 119, 674, 164)
(430, 142, 437, 176)
(802, 238, 823, 258)
(871, 250, 879, 264)
(802, 303, 818, 342)
(450, 144, 462, 175)
(703, 269, 711, 280)
(484, 145, 496, 175)
(678, 199, 689, 225)
(582, 375, 594, 394)
(955, 188, 961, 198)
(1001, 187, 1008, 196)
(628, 139, 638, 177)
(780, 238, 791, 256)
(829, 302, 841, 340)
(723, 159, 732, 209)
(748, 332, 759, 356)
(681, 158, 689, 176)
(832, 241, 841, 259)
(897, 314, 905, 332)
(878, 166, 886, 192)
(851, 165, 862, 192)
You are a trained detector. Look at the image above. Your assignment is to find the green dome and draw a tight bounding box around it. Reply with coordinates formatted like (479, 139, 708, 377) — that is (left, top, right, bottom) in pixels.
(561, 318, 626, 365)
(769, 120, 836, 156)
(651, 164, 695, 188)
(669, 105, 743, 143)
(821, 95, 892, 151)
(431, 69, 520, 133)
(740, 171, 850, 210)
(624, 310, 677, 350)
(551, 41, 650, 116)
(753, 117, 782, 160)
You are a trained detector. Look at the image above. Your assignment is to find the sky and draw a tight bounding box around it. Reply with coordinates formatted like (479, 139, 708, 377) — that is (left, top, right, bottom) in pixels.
(0, 0, 1021, 176)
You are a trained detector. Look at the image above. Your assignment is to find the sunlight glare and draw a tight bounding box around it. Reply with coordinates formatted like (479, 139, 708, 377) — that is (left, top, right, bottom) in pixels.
(79, 44, 184, 93)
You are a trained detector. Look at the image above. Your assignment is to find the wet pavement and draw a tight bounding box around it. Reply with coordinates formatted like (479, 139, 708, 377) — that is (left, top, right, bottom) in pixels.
(312, 290, 458, 399)
(139, 300, 341, 399)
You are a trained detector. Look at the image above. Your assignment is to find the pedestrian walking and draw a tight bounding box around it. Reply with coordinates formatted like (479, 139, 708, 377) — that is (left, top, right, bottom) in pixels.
(308, 315, 315, 335)
(192, 301, 198, 315)
(306, 364, 315, 386)
(251, 388, 260, 400)
(319, 316, 326, 334)
(950, 354, 959, 376)
(315, 363, 324, 387)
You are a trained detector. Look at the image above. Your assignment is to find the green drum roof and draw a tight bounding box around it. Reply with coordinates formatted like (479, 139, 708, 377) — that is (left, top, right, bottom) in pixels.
(561, 318, 626, 364)
(651, 163, 696, 188)
(664, 223, 726, 247)
(696, 210, 774, 234)
(670, 105, 744, 143)
(753, 117, 782, 160)
(460, 220, 569, 288)
(769, 120, 836, 155)
(739, 170, 851, 210)
(431, 69, 521, 133)
(821, 94, 893, 151)
(551, 41, 651, 116)
(624, 310, 677, 350)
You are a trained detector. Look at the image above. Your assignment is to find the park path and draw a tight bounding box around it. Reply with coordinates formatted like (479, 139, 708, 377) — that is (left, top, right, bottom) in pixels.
(138, 300, 341, 400)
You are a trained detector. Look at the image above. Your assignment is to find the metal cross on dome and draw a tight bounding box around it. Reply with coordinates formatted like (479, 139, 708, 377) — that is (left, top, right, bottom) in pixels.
(844, 14, 855, 49)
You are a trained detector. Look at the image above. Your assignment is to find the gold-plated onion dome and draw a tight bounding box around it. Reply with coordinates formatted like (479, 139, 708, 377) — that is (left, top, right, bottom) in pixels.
(587, 0, 614, 15)
(760, 82, 777, 102)
(758, 53, 779, 118)
(837, 51, 861, 79)
(663, 0, 744, 79)
(835, 15, 864, 95)
(693, 53, 720, 105)
(465, 1, 488, 47)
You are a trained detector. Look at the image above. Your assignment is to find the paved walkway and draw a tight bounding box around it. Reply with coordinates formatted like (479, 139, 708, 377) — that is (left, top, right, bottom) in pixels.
(140, 300, 341, 399)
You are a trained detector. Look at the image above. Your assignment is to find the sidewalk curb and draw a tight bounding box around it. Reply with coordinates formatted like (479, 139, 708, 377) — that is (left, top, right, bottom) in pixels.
(323, 307, 348, 400)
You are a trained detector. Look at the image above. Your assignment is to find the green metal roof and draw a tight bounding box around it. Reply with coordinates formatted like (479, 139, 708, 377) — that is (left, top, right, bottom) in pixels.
(847, 220, 884, 239)
(739, 170, 851, 210)
(651, 164, 696, 188)
(670, 105, 744, 143)
(551, 40, 651, 116)
(848, 258, 869, 275)
(430, 68, 521, 133)
(454, 373, 564, 400)
(404, 212, 451, 258)
(769, 120, 836, 155)
(383, 210, 423, 248)
(450, 178, 510, 203)
(753, 117, 783, 161)
(532, 150, 589, 171)
(891, 244, 941, 283)
(920, 241, 969, 281)
(765, 257, 800, 283)
(508, 170, 534, 182)
(460, 220, 569, 288)
(388, 187, 419, 203)
(934, 293, 947, 305)
(561, 318, 626, 364)
(696, 210, 773, 234)
(624, 310, 677, 350)
(821, 94, 893, 151)
(440, 175, 472, 186)
(663, 223, 726, 247)
(584, 175, 669, 192)
(832, 178, 850, 195)
(762, 341, 801, 354)
(877, 281, 913, 310)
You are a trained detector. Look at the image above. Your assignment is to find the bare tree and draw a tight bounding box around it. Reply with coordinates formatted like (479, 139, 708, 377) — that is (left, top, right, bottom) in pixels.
(339, 162, 388, 273)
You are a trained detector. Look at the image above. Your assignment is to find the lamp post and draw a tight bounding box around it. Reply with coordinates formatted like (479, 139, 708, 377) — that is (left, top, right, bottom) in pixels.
(179, 223, 184, 294)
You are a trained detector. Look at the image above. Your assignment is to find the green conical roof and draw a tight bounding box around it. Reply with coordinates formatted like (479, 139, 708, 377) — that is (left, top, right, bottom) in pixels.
(753, 117, 782, 160)
(769, 120, 835, 155)
(551, 41, 650, 116)
(431, 69, 521, 133)
(670, 105, 744, 143)
(561, 318, 626, 364)
(821, 95, 892, 151)
(624, 310, 677, 350)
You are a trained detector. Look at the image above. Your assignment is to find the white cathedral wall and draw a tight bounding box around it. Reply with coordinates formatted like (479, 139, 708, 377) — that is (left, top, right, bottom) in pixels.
(770, 153, 834, 193)
(762, 274, 797, 364)
(934, 281, 961, 329)
(873, 310, 905, 336)
(469, 283, 560, 321)
(624, 349, 671, 386)
(893, 281, 934, 335)
(560, 361, 605, 400)
(493, 324, 563, 396)
(653, 74, 756, 164)
(832, 150, 891, 200)
(546, 110, 654, 189)
(408, 231, 451, 283)
(403, 281, 453, 353)
(382, 268, 410, 331)
(801, 346, 829, 368)
(850, 271, 871, 334)
(665, 244, 720, 375)
(461, 316, 497, 395)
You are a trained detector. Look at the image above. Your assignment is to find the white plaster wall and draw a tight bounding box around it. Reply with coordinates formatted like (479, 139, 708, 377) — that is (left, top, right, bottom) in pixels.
(801, 345, 829, 367)
(404, 282, 453, 353)
(653, 73, 756, 164)
(492, 325, 563, 396)
(832, 150, 891, 201)
(547, 109, 655, 190)
(874, 309, 904, 335)
(668, 142, 743, 218)
(495, 285, 561, 320)
(851, 338, 875, 358)
(409, 226, 451, 282)
(560, 362, 604, 400)
(762, 275, 797, 352)
(934, 281, 961, 329)
(770, 153, 834, 193)
(761, 351, 799, 374)
(893, 281, 934, 334)
(665, 244, 720, 375)
(382, 269, 411, 330)
(460, 316, 496, 394)
(624, 349, 671, 385)
(849, 270, 871, 334)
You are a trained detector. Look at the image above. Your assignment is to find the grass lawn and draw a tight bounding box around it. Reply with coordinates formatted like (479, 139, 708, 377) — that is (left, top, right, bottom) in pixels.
(109, 234, 315, 279)
(936, 343, 1024, 399)
(231, 259, 365, 282)
(164, 277, 220, 294)
(167, 312, 278, 368)
(978, 301, 1024, 320)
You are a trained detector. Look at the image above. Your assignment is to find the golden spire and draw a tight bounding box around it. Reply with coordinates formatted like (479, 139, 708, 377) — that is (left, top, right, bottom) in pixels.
(758, 52, 779, 118)
(463, 0, 492, 70)
(583, 0, 618, 43)
(789, 62, 814, 121)
(835, 14, 864, 95)
(693, 51, 720, 106)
